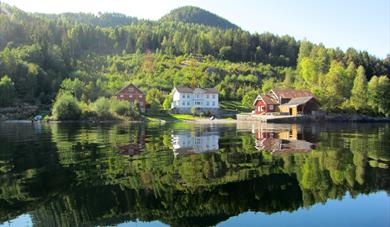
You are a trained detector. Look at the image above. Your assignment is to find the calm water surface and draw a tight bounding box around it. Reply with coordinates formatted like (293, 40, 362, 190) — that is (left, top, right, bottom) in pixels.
(0, 122, 389, 227)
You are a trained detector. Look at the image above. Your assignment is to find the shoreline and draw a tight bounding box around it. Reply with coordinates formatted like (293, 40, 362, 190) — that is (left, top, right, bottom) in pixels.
(2, 113, 390, 124)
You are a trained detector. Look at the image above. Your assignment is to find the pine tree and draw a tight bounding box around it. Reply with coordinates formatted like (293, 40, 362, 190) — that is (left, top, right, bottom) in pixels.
(350, 66, 368, 112)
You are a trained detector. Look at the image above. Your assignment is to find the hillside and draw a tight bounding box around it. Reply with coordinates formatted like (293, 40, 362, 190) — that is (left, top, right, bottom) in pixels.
(0, 2, 389, 117)
(160, 6, 239, 29)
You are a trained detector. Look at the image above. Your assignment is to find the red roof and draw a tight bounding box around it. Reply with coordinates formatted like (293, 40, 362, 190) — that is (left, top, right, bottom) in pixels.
(254, 95, 278, 105)
(115, 84, 144, 95)
(270, 89, 313, 99)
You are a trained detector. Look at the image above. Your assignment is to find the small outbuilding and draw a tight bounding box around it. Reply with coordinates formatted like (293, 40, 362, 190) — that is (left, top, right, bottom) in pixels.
(279, 96, 319, 116)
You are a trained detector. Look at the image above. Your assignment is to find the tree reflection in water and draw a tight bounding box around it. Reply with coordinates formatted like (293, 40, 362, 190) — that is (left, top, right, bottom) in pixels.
(0, 122, 389, 226)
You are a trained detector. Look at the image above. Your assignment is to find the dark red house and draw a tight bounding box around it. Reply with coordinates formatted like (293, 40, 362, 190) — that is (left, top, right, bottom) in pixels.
(253, 94, 279, 114)
(115, 84, 146, 112)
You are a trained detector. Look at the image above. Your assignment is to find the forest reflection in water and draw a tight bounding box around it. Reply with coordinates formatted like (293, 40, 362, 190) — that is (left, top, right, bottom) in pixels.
(0, 122, 389, 226)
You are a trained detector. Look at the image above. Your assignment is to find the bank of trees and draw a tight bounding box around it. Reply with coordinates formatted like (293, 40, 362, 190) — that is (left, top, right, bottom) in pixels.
(0, 3, 389, 116)
(52, 93, 141, 120)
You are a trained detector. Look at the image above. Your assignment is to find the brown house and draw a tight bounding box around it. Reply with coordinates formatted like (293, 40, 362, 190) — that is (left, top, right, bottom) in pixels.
(115, 84, 146, 112)
(253, 89, 319, 116)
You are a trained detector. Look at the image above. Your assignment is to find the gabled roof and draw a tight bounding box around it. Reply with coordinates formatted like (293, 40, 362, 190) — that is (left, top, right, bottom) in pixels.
(270, 89, 313, 99)
(175, 87, 194, 93)
(279, 96, 315, 107)
(115, 84, 144, 95)
(253, 94, 278, 106)
(175, 87, 219, 94)
(204, 88, 219, 94)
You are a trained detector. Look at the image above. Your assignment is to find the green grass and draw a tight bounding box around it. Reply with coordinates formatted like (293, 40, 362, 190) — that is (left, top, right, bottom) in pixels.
(145, 112, 203, 121)
(220, 100, 251, 112)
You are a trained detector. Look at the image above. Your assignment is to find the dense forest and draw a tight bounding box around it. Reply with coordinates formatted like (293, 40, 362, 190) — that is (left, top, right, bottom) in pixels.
(0, 3, 389, 117)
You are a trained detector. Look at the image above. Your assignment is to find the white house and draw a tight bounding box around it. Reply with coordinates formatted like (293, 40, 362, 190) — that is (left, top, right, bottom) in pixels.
(171, 87, 219, 114)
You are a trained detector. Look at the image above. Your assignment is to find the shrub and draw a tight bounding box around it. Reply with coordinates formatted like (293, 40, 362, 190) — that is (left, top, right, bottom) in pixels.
(0, 75, 16, 107)
(91, 97, 114, 120)
(110, 99, 141, 120)
(52, 93, 81, 120)
(242, 90, 258, 109)
(79, 101, 97, 120)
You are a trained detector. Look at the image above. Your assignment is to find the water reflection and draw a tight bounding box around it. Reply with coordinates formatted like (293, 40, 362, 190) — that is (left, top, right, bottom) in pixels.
(0, 122, 389, 226)
(171, 126, 220, 156)
(238, 122, 316, 154)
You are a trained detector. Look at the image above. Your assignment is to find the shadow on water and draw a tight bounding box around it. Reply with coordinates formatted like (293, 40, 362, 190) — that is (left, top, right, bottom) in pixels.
(0, 122, 389, 226)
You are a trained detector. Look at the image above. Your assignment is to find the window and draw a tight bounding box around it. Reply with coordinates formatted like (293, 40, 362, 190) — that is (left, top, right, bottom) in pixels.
(182, 102, 185, 106)
(129, 87, 134, 92)
(129, 95, 133, 98)
(187, 95, 190, 98)
(187, 102, 190, 106)
(139, 95, 143, 98)
(182, 95, 185, 98)
(269, 105, 274, 110)
(206, 102, 209, 106)
(212, 101, 215, 106)
(206, 95, 209, 99)
(213, 95, 216, 99)
(260, 106, 264, 111)
(120, 95, 124, 98)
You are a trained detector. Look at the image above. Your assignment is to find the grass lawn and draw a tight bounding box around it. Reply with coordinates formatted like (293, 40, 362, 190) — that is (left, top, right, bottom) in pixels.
(145, 112, 203, 121)
(220, 100, 251, 113)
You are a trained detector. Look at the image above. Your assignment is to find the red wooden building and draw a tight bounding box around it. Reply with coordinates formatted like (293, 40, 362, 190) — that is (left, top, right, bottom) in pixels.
(115, 84, 146, 112)
(253, 94, 279, 114)
(253, 89, 317, 115)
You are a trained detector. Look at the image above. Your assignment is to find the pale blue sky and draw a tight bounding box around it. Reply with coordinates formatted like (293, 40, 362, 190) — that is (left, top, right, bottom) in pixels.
(3, 0, 389, 58)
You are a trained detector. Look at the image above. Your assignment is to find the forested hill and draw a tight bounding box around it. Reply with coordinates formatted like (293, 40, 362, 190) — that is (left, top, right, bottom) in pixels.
(35, 12, 139, 27)
(160, 6, 239, 30)
(0, 2, 389, 117)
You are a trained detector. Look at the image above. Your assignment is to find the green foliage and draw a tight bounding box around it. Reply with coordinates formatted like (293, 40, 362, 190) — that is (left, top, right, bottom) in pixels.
(0, 75, 16, 107)
(163, 94, 172, 110)
(242, 90, 258, 109)
(91, 97, 114, 120)
(52, 93, 81, 120)
(0, 3, 388, 116)
(261, 78, 275, 94)
(110, 98, 141, 120)
(160, 6, 238, 29)
(59, 78, 85, 100)
(368, 76, 390, 116)
(319, 61, 347, 110)
(349, 66, 368, 112)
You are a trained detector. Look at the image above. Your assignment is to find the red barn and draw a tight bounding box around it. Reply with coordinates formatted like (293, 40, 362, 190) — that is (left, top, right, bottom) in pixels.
(253, 94, 279, 114)
(115, 84, 146, 112)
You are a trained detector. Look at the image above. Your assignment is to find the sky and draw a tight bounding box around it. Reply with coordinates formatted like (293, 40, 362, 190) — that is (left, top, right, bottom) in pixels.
(2, 0, 389, 58)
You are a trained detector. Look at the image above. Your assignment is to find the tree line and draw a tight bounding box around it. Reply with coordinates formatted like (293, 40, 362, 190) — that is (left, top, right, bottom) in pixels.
(0, 2, 389, 116)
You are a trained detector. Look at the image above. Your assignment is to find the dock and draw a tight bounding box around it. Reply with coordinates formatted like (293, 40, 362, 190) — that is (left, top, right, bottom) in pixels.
(236, 113, 306, 123)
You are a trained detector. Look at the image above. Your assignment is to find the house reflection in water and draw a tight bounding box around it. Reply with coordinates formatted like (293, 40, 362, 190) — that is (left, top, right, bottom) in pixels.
(171, 128, 220, 156)
(237, 122, 315, 154)
(117, 126, 146, 156)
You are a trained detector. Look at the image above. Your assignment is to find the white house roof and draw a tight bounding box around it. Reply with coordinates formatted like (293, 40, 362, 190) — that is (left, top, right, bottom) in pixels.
(175, 87, 219, 94)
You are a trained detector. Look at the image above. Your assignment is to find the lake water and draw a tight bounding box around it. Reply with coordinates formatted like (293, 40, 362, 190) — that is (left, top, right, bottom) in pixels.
(0, 122, 389, 227)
